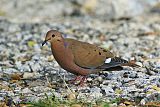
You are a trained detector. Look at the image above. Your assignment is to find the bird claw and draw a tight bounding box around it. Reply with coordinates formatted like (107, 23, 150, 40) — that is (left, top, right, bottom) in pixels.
(78, 76, 87, 86)
(68, 76, 87, 86)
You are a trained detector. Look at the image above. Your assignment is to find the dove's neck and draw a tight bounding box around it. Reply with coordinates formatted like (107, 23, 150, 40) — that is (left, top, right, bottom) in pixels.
(51, 37, 66, 54)
(50, 37, 69, 65)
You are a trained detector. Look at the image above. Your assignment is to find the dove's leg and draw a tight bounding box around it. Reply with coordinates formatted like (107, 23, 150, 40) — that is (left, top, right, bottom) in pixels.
(69, 76, 87, 86)
(79, 76, 87, 86)
(69, 76, 82, 84)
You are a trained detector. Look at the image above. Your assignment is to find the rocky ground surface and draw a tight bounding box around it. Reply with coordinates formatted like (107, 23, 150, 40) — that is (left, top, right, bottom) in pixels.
(0, 0, 160, 107)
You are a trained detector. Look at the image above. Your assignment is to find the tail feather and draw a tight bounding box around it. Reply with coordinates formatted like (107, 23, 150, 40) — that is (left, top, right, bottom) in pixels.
(121, 60, 140, 67)
(97, 57, 140, 69)
(104, 66, 123, 71)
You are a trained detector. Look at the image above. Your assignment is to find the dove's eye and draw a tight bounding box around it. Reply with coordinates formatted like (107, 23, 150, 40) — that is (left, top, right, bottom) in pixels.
(52, 34, 55, 37)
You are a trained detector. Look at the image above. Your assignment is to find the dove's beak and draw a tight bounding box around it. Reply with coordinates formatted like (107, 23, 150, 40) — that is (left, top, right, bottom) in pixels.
(42, 40, 47, 46)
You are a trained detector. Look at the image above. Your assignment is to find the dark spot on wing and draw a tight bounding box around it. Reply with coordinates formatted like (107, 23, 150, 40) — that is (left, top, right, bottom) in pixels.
(103, 49, 107, 52)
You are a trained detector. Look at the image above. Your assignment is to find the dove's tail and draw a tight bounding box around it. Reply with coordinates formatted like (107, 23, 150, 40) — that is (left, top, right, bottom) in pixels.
(97, 57, 140, 70)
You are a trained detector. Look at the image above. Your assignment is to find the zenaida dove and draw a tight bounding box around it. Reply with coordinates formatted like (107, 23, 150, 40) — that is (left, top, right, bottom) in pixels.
(42, 30, 139, 85)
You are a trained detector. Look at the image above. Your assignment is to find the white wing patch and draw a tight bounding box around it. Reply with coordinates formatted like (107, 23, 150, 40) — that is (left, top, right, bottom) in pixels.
(105, 58, 111, 63)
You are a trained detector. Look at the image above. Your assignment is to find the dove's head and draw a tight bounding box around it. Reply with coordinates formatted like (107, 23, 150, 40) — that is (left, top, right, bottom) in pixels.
(42, 30, 62, 46)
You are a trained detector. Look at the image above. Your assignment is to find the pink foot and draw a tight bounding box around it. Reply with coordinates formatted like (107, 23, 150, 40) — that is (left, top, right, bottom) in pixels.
(79, 76, 87, 86)
(69, 76, 87, 86)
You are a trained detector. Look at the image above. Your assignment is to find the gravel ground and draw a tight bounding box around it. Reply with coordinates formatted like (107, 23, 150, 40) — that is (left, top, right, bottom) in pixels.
(0, 0, 160, 106)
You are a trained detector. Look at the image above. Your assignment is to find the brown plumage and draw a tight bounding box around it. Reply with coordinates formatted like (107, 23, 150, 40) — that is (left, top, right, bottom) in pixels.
(42, 30, 139, 84)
